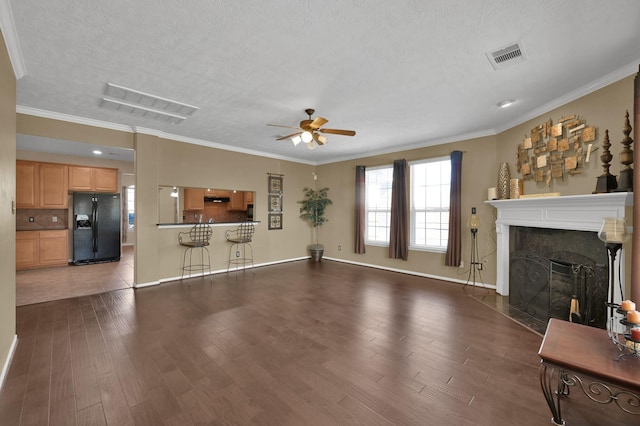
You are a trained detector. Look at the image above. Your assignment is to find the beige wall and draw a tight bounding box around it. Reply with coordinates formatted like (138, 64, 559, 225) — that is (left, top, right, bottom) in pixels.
(9, 62, 636, 294)
(135, 136, 316, 284)
(16, 149, 134, 174)
(17, 114, 134, 150)
(316, 75, 635, 288)
(317, 135, 499, 285)
(0, 32, 17, 381)
(497, 76, 635, 295)
(497, 76, 635, 196)
(2, 19, 633, 388)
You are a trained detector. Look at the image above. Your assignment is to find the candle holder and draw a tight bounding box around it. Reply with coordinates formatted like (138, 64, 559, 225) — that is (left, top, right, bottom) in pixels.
(464, 207, 483, 290)
(598, 217, 638, 358)
(608, 306, 640, 360)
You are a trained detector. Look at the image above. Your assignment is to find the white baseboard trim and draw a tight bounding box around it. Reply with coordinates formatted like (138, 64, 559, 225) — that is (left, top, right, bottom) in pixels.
(133, 280, 160, 289)
(133, 256, 311, 288)
(323, 256, 497, 290)
(0, 334, 18, 392)
(131, 256, 492, 291)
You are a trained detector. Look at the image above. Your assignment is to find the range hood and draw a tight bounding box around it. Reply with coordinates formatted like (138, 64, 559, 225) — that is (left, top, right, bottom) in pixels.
(204, 196, 230, 203)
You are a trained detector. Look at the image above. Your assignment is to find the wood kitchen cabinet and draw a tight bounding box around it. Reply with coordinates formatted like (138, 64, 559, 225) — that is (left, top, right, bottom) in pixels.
(16, 230, 68, 270)
(244, 191, 254, 210)
(227, 191, 245, 211)
(16, 231, 38, 269)
(38, 230, 68, 267)
(68, 166, 118, 192)
(40, 163, 69, 208)
(184, 188, 205, 210)
(16, 161, 39, 208)
(16, 161, 68, 208)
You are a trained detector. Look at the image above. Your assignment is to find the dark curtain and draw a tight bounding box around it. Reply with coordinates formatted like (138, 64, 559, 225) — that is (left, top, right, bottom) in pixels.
(354, 165, 366, 254)
(389, 159, 408, 260)
(445, 151, 463, 266)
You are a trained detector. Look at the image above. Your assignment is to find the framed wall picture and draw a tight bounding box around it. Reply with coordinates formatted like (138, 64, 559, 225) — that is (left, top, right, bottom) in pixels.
(268, 194, 282, 212)
(268, 175, 283, 193)
(268, 213, 282, 230)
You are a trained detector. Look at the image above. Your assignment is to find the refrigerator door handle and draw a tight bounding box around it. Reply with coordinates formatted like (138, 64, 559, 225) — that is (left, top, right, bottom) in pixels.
(92, 197, 98, 253)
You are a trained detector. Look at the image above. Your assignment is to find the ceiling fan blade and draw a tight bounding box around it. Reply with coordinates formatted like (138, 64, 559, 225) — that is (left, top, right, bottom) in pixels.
(267, 123, 302, 130)
(318, 128, 356, 136)
(313, 133, 328, 145)
(276, 131, 303, 141)
(310, 116, 328, 129)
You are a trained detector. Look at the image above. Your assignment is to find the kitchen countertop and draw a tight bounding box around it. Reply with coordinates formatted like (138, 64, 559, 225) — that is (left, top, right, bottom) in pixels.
(16, 227, 68, 232)
(157, 221, 260, 229)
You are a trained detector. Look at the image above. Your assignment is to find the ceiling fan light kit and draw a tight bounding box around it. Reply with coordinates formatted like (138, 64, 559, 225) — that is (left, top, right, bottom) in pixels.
(267, 108, 356, 149)
(301, 131, 313, 143)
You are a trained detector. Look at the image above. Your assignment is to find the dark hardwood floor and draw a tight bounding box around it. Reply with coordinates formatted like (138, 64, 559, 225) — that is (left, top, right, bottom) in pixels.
(16, 245, 134, 306)
(0, 260, 634, 425)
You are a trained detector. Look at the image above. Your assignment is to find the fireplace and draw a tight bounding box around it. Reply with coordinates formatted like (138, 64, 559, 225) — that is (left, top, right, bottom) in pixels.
(487, 193, 632, 328)
(509, 227, 608, 328)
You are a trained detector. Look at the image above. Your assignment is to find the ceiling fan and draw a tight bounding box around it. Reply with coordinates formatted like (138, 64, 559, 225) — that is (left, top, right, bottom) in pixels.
(267, 108, 356, 149)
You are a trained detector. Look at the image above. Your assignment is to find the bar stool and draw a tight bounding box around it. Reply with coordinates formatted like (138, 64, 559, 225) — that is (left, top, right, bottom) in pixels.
(225, 223, 255, 272)
(178, 224, 212, 280)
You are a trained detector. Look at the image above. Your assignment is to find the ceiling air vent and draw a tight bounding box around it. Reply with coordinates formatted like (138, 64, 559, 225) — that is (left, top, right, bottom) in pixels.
(100, 83, 199, 124)
(486, 42, 526, 70)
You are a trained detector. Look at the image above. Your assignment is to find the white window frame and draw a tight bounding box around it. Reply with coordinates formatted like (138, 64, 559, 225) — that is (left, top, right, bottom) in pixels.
(409, 156, 451, 253)
(364, 165, 394, 246)
(127, 185, 135, 229)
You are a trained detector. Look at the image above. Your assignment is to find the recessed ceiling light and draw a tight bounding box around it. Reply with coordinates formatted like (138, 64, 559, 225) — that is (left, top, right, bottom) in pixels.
(93, 150, 102, 155)
(497, 100, 514, 108)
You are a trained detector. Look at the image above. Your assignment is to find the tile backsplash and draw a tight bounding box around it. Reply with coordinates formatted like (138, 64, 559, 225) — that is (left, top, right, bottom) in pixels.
(16, 209, 68, 231)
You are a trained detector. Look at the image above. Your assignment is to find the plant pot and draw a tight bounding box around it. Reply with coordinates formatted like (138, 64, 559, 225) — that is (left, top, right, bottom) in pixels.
(310, 246, 324, 261)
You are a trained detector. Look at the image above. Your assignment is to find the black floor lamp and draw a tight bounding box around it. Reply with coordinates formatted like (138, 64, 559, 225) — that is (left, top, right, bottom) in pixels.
(597, 217, 630, 336)
(465, 207, 483, 289)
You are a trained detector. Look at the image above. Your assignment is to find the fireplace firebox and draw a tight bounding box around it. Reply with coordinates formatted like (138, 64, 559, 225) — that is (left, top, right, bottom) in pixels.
(508, 227, 608, 329)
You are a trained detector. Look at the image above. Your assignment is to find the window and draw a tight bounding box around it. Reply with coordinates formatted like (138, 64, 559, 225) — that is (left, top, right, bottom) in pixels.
(127, 185, 135, 229)
(363, 158, 451, 251)
(365, 166, 393, 244)
(410, 157, 450, 251)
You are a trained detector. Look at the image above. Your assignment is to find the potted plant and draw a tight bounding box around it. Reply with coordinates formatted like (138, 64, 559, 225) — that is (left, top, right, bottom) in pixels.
(298, 187, 332, 261)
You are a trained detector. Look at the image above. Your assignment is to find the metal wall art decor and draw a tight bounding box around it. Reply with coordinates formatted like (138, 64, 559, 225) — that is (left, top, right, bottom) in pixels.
(516, 115, 598, 187)
(267, 173, 283, 230)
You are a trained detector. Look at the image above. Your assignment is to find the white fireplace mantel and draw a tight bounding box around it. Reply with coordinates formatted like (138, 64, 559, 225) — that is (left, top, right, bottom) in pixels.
(486, 193, 633, 295)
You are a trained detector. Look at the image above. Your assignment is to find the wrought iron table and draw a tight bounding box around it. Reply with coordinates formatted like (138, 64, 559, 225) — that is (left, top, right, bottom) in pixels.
(538, 318, 640, 425)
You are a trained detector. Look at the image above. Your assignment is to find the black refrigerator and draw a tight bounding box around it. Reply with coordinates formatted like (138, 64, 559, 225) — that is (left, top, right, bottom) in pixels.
(73, 192, 121, 265)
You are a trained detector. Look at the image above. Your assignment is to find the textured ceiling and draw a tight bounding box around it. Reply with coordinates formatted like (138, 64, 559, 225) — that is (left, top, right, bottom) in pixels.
(7, 0, 640, 164)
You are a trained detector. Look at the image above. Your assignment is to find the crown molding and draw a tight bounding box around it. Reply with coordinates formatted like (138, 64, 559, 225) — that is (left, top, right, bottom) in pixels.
(17, 105, 135, 132)
(17, 60, 638, 167)
(495, 59, 640, 134)
(317, 60, 640, 165)
(314, 128, 497, 165)
(142, 128, 317, 166)
(17, 106, 317, 165)
(0, 0, 26, 79)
